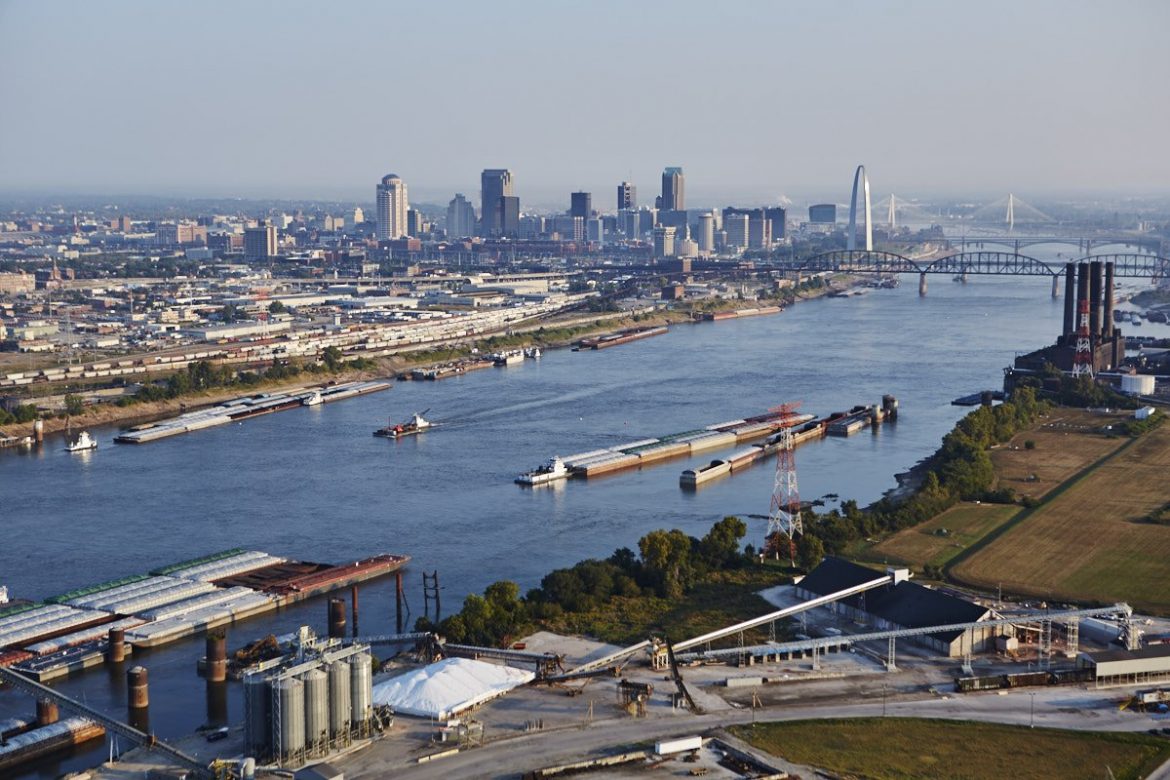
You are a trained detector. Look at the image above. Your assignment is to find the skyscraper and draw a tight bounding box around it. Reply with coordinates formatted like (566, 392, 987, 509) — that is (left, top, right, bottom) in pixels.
(661, 167, 685, 211)
(499, 196, 520, 237)
(376, 174, 409, 240)
(653, 226, 676, 258)
(570, 191, 592, 220)
(244, 224, 277, 261)
(446, 194, 476, 239)
(697, 212, 715, 254)
(480, 169, 514, 236)
(765, 206, 787, 240)
(617, 181, 636, 211)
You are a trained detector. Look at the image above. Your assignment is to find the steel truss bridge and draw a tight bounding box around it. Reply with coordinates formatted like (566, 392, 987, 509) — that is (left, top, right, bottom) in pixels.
(769, 249, 1170, 280)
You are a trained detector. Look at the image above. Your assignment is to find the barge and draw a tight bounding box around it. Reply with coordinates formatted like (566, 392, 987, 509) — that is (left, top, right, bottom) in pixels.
(576, 326, 668, 350)
(680, 459, 731, 488)
(408, 359, 494, 380)
(701, 305, 783, 322)
(0, 718, 105, 773)
(114, 380, 391, 444)
(2, 550, 409, 672)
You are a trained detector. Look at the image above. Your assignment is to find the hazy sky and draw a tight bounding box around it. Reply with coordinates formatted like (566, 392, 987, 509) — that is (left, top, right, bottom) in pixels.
(1, 1, 1167, 207)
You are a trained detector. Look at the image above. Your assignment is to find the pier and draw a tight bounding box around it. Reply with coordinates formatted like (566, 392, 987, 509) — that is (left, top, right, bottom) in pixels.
(0, 549, 408, 682)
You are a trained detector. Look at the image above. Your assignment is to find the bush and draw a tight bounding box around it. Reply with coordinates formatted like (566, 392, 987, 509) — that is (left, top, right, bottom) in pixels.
(1024, 439, 1036, 450)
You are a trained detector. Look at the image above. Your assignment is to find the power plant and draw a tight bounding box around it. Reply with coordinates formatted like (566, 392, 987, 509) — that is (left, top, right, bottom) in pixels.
(1009, 260, 1126, 378)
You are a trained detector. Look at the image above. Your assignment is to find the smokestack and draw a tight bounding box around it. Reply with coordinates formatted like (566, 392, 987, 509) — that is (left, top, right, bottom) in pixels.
(1063, 263, 1076, 340)
(1104, 262, 1115, 339)
(1076, 262, 1090, 330)
(1089, 261, 1102, 339)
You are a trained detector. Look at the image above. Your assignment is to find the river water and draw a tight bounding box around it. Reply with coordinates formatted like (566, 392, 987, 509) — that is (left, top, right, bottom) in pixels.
(3, 250, 1166, 777)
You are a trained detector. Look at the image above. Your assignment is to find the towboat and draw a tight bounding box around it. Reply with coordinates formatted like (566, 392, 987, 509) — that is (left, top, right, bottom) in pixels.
(516, 456, 569, 486)
(374, 410, 434, 439)
(65, 431, 97, 452)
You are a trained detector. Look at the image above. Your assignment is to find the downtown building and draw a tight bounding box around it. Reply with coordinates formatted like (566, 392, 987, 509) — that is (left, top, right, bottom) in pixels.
(376, 174, 409, 240)
(480, 169, 516, 237)
(446, 194, 476, 239)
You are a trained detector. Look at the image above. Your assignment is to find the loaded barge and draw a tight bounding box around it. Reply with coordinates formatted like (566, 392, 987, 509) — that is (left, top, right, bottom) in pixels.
(408, 358, 494, 381)
(0, 549, 408, 681)
(575, 326, 668, 351)
(114, 380, 391, 444)
(532, 405, 824, 482)
(701, 305, 783, 322)
(681, 396, 900, 488)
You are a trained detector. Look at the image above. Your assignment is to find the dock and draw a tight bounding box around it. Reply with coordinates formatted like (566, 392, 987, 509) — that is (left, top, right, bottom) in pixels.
(113, 380, 391, 444)
(951, 390, 1005, 406)
(0, 549, 409, 679)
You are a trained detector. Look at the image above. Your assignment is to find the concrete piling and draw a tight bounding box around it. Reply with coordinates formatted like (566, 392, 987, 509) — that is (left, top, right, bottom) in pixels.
(106, 628, 125, 664)
(205, 632, 227, 683)
(328, 598, 347, 639)
(127, 665, 149, 709)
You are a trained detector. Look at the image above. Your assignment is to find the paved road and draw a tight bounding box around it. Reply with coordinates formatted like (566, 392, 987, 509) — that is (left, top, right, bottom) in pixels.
(336, 686, 1168, 779)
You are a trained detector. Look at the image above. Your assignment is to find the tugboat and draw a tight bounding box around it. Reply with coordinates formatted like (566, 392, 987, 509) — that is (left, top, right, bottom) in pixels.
(524, 347, 542, 359)
(302, 390, 323, 406)
(374, 410, 434, 439)
(493, 350, 524, 366)
(515, 456, 569, 486)
(65, 431, 97, 452)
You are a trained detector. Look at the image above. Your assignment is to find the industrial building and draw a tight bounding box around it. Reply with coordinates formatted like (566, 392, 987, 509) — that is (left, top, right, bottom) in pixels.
(1078, 645, 1170, 687)
(794, 558, 998, 657)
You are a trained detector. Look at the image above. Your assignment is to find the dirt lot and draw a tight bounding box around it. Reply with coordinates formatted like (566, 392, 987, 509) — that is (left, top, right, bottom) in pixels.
(953, 420, 1170, 614)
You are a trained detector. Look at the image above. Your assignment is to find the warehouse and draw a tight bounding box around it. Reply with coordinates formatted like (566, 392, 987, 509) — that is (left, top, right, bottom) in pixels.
(794, 557, 998, 657)
(1079, 645, 1170, 687)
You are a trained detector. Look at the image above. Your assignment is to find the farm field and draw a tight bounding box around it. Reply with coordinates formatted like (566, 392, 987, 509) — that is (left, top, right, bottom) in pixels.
(866, 502, 1020, 572)
(952, 421, 1170, 614)
(732, 718, 1170, 780)
(990, 407, 1131, 500)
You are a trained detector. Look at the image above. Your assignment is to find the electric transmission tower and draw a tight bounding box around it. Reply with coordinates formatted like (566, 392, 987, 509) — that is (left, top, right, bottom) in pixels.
(1071, 298, 1095, 378)
(767, 402, 803, 562)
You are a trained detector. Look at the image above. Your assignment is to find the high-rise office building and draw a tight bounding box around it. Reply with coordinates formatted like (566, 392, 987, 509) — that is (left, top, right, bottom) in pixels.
(376, 174, 409, 240)
(570, 191, 592, 220)
(586, 217, 604, 245)
(617, 181, 636, 211)
(480, 169, 514, 236)
(499, 196, 520, 237)
(765, 206, 787, 240)
(724, 213, 749, 248)
(406, 208, 426, 238)
(446, 194, 476, 239)
(653, 226, 676, 258)
(244, 224, 277, 261)
(808, 204, 837, 224)
(619, 209, 640, 238)
(661, 167, 685, 211)
(697, 212, 715, 254)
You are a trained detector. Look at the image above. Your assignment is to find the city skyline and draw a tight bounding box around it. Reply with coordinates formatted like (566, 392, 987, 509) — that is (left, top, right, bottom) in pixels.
(1, 1, 1168, 203)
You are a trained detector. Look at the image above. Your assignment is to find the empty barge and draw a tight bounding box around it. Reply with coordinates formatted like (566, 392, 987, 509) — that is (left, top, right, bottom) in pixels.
(576, 326, 668, 350)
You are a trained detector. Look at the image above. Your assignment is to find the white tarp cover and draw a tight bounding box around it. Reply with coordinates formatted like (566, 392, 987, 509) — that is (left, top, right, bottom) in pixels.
(371, 657, 535, 720)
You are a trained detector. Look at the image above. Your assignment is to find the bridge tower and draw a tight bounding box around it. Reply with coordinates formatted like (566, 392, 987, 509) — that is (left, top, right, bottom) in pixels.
(887, 194, 896, 230)
(1071, 298, 1094, 378)
(1006, 194, 1015, 232)
(766, 403, 803, 562)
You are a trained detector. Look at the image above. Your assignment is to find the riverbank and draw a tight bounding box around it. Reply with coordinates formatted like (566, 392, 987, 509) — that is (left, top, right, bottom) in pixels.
(0, 276, 859, 441)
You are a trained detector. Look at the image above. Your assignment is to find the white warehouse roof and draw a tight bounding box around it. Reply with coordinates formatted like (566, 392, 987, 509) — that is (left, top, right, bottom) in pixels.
(371, 657, 534, 721)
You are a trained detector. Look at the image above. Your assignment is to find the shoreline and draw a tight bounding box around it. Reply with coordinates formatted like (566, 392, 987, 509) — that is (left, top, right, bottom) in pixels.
(1, 278, 855, 441)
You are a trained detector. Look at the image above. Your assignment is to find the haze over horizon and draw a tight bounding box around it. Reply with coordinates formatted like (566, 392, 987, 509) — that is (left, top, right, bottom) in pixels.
(1, 0, 1168, 207)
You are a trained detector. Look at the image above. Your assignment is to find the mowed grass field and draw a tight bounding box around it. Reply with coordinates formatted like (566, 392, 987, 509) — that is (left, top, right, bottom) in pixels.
(732, 718, 1170, 780)
(953, 421, 1170, 614)
(866, 502, 1020, 572)
(990, 408, 1131, 500)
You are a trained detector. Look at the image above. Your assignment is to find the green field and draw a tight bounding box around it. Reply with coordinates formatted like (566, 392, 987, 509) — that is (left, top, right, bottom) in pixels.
(866, 503, 1020, 572)
(952, 422, 1170, 614)
(732, 718, 1170, 780)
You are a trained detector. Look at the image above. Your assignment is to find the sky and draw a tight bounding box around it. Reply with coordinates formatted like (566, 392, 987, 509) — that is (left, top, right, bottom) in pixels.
(1, 0, 1168, 208)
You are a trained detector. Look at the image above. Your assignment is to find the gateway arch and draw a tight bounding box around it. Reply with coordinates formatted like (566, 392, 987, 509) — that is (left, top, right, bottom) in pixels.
(847, 165, 872, 252)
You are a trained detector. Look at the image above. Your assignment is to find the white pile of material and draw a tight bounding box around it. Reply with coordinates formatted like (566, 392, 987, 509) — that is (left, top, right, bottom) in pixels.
(371, 657, 535, 721)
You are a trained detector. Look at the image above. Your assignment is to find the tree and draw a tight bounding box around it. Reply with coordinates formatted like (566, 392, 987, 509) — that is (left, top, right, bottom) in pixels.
(64, 393, 85, 416)
(268, 300, 286, 314)
(322, 346, 343, 371)
(221, 303, 239, 323)
(796, 534, 825, 571)
(699, 516, 747, 569)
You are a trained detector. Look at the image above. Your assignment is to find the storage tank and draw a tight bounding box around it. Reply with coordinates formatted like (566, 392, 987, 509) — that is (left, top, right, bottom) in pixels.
(273, 677, 305, 760)
(327, 660, 351, 738)
(301, 667, 329, 754)
(243, 673, 270, 758)
(350, 653, 373, 731)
